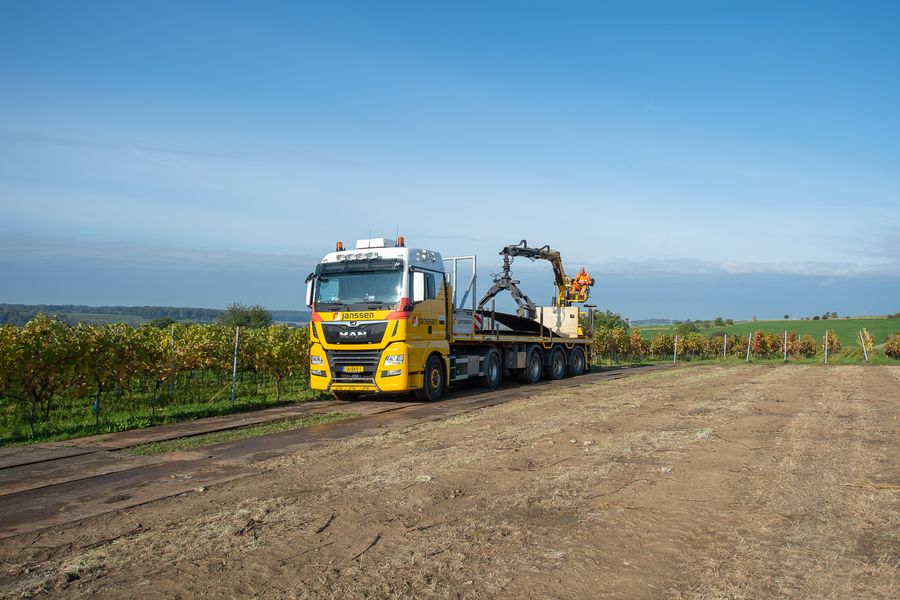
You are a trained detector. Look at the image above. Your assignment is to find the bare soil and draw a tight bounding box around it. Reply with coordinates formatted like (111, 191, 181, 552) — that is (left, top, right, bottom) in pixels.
(1, 365, 897, 599)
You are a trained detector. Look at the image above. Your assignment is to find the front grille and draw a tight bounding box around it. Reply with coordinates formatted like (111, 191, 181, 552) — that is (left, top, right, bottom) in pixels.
(327, 349, 382, 382)
(321, 321, 388, 345)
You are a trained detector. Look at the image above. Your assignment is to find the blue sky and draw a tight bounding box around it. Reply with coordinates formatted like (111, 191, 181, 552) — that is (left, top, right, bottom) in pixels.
(1, 1, 898, 319)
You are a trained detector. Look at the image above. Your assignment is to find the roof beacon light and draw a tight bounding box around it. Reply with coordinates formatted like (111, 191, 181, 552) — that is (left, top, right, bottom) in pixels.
(397, 236, 405, 247)
(336, 241, 344, 251)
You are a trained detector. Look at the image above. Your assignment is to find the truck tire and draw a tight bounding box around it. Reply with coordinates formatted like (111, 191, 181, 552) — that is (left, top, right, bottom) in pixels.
(567, 347, 587, 376)
(517, 345, 543, 384)
(332, 391, 362, 401)
(545, 347, 566, 380)
(416, 355, 445, 402)
(478, 350, 502, 389)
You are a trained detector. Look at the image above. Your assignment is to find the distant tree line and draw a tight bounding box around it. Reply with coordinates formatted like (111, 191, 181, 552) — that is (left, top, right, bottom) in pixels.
(665, 312, 900, 326)
(216, 303, 274, 328)
(670, 317, 735, 335)
(0, 304, 310, 326)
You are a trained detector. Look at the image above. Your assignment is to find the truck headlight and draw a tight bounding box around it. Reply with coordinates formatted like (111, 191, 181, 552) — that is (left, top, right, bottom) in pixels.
(381, 369, 402, 377)
(311, 355, 324, 365)
(384, 354, 404, 366)
(311, 369, 327, 377)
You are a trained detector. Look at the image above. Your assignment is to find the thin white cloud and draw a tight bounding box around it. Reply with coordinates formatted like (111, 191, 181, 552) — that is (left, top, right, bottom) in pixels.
(585, 256, 900, 278)
(0, 233, 320, 272)
(3, 233, 899, 279)
(0, 127, 360, 166)
(445, 249, 900, 278)
(851, 231, 900, 260)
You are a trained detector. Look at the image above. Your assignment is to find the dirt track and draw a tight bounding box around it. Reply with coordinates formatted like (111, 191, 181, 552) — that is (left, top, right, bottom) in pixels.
(1, 365, 897, 599)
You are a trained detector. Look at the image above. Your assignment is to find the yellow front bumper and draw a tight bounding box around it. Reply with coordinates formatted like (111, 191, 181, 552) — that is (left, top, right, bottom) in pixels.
(309, 342, 413, 394)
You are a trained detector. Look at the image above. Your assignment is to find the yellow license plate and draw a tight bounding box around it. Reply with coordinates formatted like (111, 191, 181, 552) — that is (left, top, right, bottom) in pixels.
(343, 365, 364, 373)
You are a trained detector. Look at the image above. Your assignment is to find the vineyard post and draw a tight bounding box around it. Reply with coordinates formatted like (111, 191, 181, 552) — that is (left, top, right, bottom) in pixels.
(673, 335, 677, 363)
(168, 326, 176, 404)
(860, 331, 868, 362)
(723, 333, 727, 360)
(824, 330, 829, 365)
(783, 330, 787, 362)
(746, 335, 751, 362)
(230, 326, 240, 409)
(114, 326, 121, 407)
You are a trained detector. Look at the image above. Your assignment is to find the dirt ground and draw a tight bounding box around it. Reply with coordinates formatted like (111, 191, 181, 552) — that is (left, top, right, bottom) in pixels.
(1, 365, 897, 599)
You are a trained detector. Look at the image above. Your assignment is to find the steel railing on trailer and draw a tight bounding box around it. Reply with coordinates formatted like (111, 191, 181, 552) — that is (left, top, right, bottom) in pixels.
(444, 255, 477, 313)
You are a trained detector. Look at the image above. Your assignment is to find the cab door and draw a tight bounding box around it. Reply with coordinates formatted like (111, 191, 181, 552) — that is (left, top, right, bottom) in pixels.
(410, 269, 447, 342)
(408, 269, 449, 378)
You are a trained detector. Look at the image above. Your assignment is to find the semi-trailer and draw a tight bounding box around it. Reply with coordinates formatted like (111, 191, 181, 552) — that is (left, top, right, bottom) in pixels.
(305, 236, 595, 401)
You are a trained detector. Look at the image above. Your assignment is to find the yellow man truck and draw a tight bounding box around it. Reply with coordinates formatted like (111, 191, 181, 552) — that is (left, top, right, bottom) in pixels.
(305, 237, 595, 401)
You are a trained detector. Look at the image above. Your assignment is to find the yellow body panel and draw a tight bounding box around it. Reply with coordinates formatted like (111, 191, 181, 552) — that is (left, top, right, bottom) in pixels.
(309, 281, 450, 395)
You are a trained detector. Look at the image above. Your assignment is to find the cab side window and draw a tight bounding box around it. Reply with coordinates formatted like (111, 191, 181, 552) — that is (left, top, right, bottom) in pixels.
(411, 270, 441, 301)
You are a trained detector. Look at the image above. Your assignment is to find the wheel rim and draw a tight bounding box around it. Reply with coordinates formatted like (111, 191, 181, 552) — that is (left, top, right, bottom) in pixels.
(430, 365, 441, 390)
(574, 351, 584, 372)
(530, 355, 541, 379)
(554, 353, 564, 376)
(490, 359, 499, 382)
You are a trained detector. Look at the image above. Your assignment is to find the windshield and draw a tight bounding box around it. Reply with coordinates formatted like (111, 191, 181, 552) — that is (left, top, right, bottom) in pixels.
(315, 270, 403, 309)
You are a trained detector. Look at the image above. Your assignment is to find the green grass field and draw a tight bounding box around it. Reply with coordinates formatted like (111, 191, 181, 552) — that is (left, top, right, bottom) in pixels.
(637, 316, 900, 346)
(121, 411, 355, 456)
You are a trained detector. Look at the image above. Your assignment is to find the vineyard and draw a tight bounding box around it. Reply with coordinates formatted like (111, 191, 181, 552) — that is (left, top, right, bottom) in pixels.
(593, 326, 900, 365)
(0, 315, 312, 445)
(3, 315, 900, 446)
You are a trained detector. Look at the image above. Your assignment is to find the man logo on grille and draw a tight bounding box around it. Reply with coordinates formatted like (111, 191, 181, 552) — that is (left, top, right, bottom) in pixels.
(338, 330, 367, 338)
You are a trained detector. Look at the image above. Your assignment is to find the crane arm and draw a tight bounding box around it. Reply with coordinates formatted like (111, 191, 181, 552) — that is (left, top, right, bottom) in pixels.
(500, 240, 571, 306)
(478, 240, 587, 317)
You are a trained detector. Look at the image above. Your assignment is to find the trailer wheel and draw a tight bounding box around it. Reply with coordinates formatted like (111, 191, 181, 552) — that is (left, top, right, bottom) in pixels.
(567, 347, 586, 376)
(416, 355, 445, 402)
(546, 347, 566, 380)
(332, 391, 362, 401)
(517, 345, 543, 384)
(478, 350, 502, 389)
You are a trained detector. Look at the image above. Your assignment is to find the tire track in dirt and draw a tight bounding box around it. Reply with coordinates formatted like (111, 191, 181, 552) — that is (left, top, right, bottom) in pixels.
(672, 365, 899, 600)
(0, 366, 666, 541)
(1, 366, 747, 598)
(1, 365, 896, 600)
(495, 365, 808, 599)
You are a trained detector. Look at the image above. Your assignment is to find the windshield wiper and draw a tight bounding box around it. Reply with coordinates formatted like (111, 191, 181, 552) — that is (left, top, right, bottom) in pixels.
(347, 301, 394, 310)
(316, 302, 350, 311)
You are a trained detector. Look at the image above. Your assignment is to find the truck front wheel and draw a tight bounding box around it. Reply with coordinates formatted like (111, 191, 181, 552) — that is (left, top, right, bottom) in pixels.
(416, 355, 445, 402)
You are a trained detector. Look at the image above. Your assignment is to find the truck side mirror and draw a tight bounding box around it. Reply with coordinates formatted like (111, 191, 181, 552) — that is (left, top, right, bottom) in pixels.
(412, 271, 426, 303)
(305, 274, 314, 308)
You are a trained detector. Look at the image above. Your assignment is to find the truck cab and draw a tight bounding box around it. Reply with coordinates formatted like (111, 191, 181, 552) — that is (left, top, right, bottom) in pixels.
(306, 238, 450, 399)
